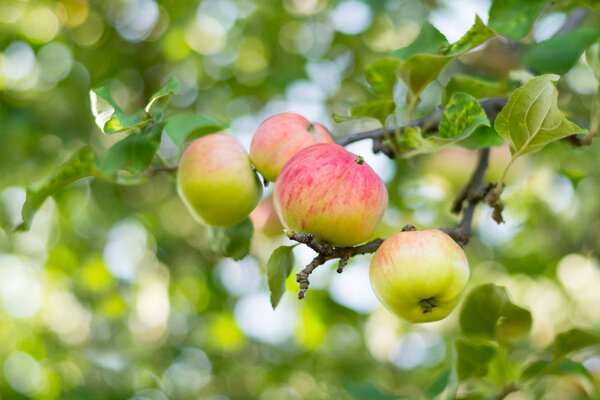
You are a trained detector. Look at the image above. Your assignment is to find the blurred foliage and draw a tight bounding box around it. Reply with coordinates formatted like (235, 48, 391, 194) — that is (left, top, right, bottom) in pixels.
(2, 0, 600, 399)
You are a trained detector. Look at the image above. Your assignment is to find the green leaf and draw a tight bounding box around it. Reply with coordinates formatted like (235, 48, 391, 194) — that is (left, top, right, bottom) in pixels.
(496, 301, 533, 341)
(391, 22, 448, 60)
(495, 74, 588, 159)
(90, 86, 150, 134)
(488, 0, 547, 39)
(459, 283, 532, 341)
(395, 94, 490, 156)
(553, 359, 595, 383)
(525, 28, 600, 75)
(443, 75, 510, 105)
(164, 112, 228, 147)
(455, 339, 497, 381)
(521, 359, 595, 383)
(365, 58, 402, 98)
(585, 40, 600, 81)
(395, 127, 457, 156)
(344, 381, 397, 400)
(18, 147, 101, 231)
(267, 245, 296, 309)
(553, 328, 600, 359)
(99, 123, 163, 176)
(425, 370, 458, 400)
(441, 16, 495, 56)
(438, 93, 490, 139)
(208, 218, 253, 261)
(145, 77, 180, 117)
(560, 168, 587, 188)
(397, 17, 496, 104)
(333, 100, 396, 127)
(459, 126, 505, 149)
(398, 54, 452, 103)
(521, 360, 551, 380)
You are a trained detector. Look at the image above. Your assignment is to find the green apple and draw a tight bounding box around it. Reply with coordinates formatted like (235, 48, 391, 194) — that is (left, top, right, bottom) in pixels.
(274, 143, 388, 247)
(369, 229, 469, 323)
(177, 134, 262, 227)
(250, 112, 333, 182)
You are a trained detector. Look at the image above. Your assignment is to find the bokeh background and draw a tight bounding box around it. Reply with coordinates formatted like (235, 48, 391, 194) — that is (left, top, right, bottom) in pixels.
(1, 0, 600, 399)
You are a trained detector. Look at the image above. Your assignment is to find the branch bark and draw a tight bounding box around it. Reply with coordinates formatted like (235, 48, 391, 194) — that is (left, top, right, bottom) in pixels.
(289, 149, 501, 299)
(335, 97, 508, 155)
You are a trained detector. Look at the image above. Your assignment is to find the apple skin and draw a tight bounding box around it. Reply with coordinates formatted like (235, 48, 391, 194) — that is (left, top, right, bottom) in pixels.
(250, 197, 283, 237)
(273, 143, 388, 247)
(369, 229, 469, 323)
(177, 134, 262, 227)
(250, 112, 334, 182)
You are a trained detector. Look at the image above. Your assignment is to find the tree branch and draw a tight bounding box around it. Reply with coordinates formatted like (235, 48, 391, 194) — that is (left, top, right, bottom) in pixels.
(142, 165, 178, 177)
(288, 148, 503, 298)
(440, 148, 504, 245)
(335, 97, 508, 155)
(290, 232, 384, 299)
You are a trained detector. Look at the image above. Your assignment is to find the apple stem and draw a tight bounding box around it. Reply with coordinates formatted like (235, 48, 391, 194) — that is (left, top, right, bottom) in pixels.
(419, 298, 437, 314)
(401, 224, 417, 232)
(354, 156, 364, 165)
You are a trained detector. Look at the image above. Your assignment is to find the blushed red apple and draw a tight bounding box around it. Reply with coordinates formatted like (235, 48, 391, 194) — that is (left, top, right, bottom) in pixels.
(369, 229, 470, 323)
(250, 197, 283, 237)
(177, 134, 262, 227)
(274, 143, 388, 247)
(250, 112, 334, 182)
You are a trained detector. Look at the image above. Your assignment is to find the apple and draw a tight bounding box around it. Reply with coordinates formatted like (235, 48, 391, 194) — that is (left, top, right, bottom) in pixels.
(369, 229, 469, 323)
(250, 196, 283, 237)
(273, 143, 388, 247)
(250, 112, 334, 182)
(177, 134, 262, 227)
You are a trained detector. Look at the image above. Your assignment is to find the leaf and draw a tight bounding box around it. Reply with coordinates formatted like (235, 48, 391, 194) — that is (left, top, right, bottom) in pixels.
(553, 328, 600, 359)
(208, 218, 253, 261)
(496, 301, 533, 341)
(438, 93, 490, 139)
(391, 22, 448, 60)
(397, 16, 496, 104)
(455, 339, 497, 381)
(521, 359, 595, 383)
(585, 40, 600, 81)
(396, 94, 490, 156)
(99, 123, 163, 176)
(145, 77, 180, 117)
(495, 74, 588, 159)
(267, 245, 296, 309)
(488, 0, 547, 39)
(90, 87, 150, 134)
(333, 100, 395, 127)
(365, 58, 402, 98)
(344, 381, 397, 400)
(398, 54, 452, 103)
(425, 370, 458, 400)
(443, 75, 510, 105)
(525, 28, 600, 75)
(18, 147, 101, 231)
(459, 283, 532, 342)
(164, 112, 228, 147)
(560, 168, 587, 188)
(441, 16, 495, 56)
(521, 360, 551, 380)
(459, 126, 505, 149)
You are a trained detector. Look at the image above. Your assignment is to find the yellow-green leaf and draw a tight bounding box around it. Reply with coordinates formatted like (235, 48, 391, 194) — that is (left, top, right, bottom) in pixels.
(494, 74, 588, 158)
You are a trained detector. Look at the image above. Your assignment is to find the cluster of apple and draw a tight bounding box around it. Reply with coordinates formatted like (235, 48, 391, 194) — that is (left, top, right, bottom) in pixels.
(177, 112, 469, 323)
